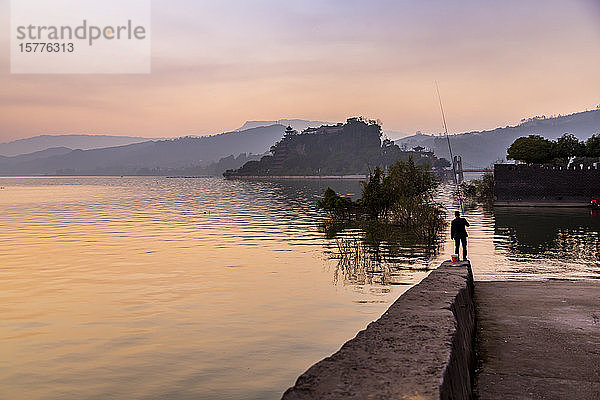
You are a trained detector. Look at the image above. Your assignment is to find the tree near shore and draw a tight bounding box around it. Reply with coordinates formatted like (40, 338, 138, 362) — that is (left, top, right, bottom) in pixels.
(507, 135, 554, 164)
(383, 157, 438, 227)
(507, 133, 600, 165)
(585, 134, 600, 157)
(553, 133, 585, 162)
(317, 158, 445, 241)
(461, 172, 494, 204)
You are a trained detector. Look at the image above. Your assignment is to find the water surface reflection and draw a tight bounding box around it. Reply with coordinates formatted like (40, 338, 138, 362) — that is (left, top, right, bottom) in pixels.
(0, 177, 598, 400)
(491, 207, 600, 279)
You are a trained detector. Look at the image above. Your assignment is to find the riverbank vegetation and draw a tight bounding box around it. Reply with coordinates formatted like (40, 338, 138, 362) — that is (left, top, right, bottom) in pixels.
(460, 172, 494, 205)
(327, 223, 442, 286)
(317, 158, 446, 242)
(316, 158, 448, 285)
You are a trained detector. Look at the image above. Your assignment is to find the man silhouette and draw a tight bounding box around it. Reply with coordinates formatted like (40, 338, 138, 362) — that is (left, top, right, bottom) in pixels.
(451, 211, 470, 260)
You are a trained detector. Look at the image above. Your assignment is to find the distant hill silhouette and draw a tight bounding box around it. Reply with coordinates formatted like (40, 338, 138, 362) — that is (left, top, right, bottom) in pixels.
(0, 147, 72, 163)
(395, 109, 600, 168)
(4, 109, 599, 176)
(0, 125, 286, 176)
(0, 134, 155, 157)
(383, 130, 410, 141)
(236, 119, 331, 133)
(161, 153, 263, 177)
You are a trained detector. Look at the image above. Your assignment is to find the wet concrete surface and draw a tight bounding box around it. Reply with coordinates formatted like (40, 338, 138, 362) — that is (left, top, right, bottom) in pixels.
(475, 280, 600, 400)
(282, 261, 474, 400)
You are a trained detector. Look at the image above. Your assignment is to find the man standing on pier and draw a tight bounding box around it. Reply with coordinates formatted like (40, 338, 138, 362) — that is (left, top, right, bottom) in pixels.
(451, 211, 470, 260)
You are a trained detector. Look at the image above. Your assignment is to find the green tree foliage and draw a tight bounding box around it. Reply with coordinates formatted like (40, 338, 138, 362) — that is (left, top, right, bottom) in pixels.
(386, 157, 436, 199)
(585, 134, 600, 157)
(384, 158, 438, 226)
(317, 158, 444, 240)
(507, 135, 554, 164)
(353, 159, 438, 221)
(226, 118, 444, 177)
(553, 133, 585, 161)
(433, 158, 451, 170)
(461, 172, 494, 204)
(316, 187, 356, 220)
(358, 167, 391, 220)
(507, 133, 600, 165)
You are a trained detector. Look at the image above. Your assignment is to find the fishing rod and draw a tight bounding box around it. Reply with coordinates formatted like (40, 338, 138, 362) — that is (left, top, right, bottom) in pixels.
(435, 81, 464, 211)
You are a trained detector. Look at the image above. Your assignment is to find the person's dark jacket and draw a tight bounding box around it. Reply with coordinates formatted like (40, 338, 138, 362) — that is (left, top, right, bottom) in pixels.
(451, 217, 470, 239)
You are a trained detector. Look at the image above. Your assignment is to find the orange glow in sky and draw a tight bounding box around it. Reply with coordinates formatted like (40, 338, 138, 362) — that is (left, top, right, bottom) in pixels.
(1, 0, 599, 140)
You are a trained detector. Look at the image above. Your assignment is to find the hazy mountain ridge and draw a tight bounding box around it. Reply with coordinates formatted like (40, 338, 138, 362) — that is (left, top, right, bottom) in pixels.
(0, 125, 286, 175)
(0, 147, 73, 163)
(383, 130, 410, 141)
(0, 134, 157, 157)
(396, 109, 600, 168)
(3, 109, 599, 175)
(236, 119, 332, 132)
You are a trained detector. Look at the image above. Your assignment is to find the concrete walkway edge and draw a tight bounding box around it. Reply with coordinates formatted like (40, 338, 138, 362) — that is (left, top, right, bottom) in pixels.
(282, 261, 475, 400)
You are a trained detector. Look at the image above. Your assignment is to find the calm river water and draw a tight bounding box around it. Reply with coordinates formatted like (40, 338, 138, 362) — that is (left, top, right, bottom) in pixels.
(1, 177, 598, 399)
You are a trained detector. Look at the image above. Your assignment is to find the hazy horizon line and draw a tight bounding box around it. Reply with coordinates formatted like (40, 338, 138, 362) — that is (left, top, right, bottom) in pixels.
(4, 105, 600, 143)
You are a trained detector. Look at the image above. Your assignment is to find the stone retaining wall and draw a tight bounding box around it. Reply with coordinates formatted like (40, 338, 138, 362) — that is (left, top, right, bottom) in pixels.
(495, 164, 600, 205)
(282, 261, 475, 400)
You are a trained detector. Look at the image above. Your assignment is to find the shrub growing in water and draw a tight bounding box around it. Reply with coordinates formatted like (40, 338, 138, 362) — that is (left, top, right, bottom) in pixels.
(461, 172, 494, 204)
(317, 158, 445, 240)
(317, 187, 357, 220)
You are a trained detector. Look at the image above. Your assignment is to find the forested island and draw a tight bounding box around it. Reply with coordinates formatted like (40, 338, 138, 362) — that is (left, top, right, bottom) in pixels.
(224, 118, 450, 177)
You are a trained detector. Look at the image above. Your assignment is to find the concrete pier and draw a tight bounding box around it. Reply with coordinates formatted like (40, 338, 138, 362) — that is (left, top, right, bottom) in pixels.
(474, 281, 600, 400)
(282, 261, 599, 399)
(282, 261, 475, 400)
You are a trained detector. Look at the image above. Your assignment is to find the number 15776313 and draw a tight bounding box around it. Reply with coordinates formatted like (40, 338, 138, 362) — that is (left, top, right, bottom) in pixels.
(19, 42, 74, 52)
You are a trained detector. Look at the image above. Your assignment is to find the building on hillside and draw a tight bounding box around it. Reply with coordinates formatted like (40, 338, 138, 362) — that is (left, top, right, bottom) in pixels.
(302, 124, 344, 135)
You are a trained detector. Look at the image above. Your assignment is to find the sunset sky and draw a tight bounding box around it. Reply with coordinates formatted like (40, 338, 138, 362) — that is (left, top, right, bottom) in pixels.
(1, 0, 599, 141)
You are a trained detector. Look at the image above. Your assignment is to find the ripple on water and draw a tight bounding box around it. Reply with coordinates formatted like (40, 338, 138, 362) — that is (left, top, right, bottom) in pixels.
(0, 177, 598, 400)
